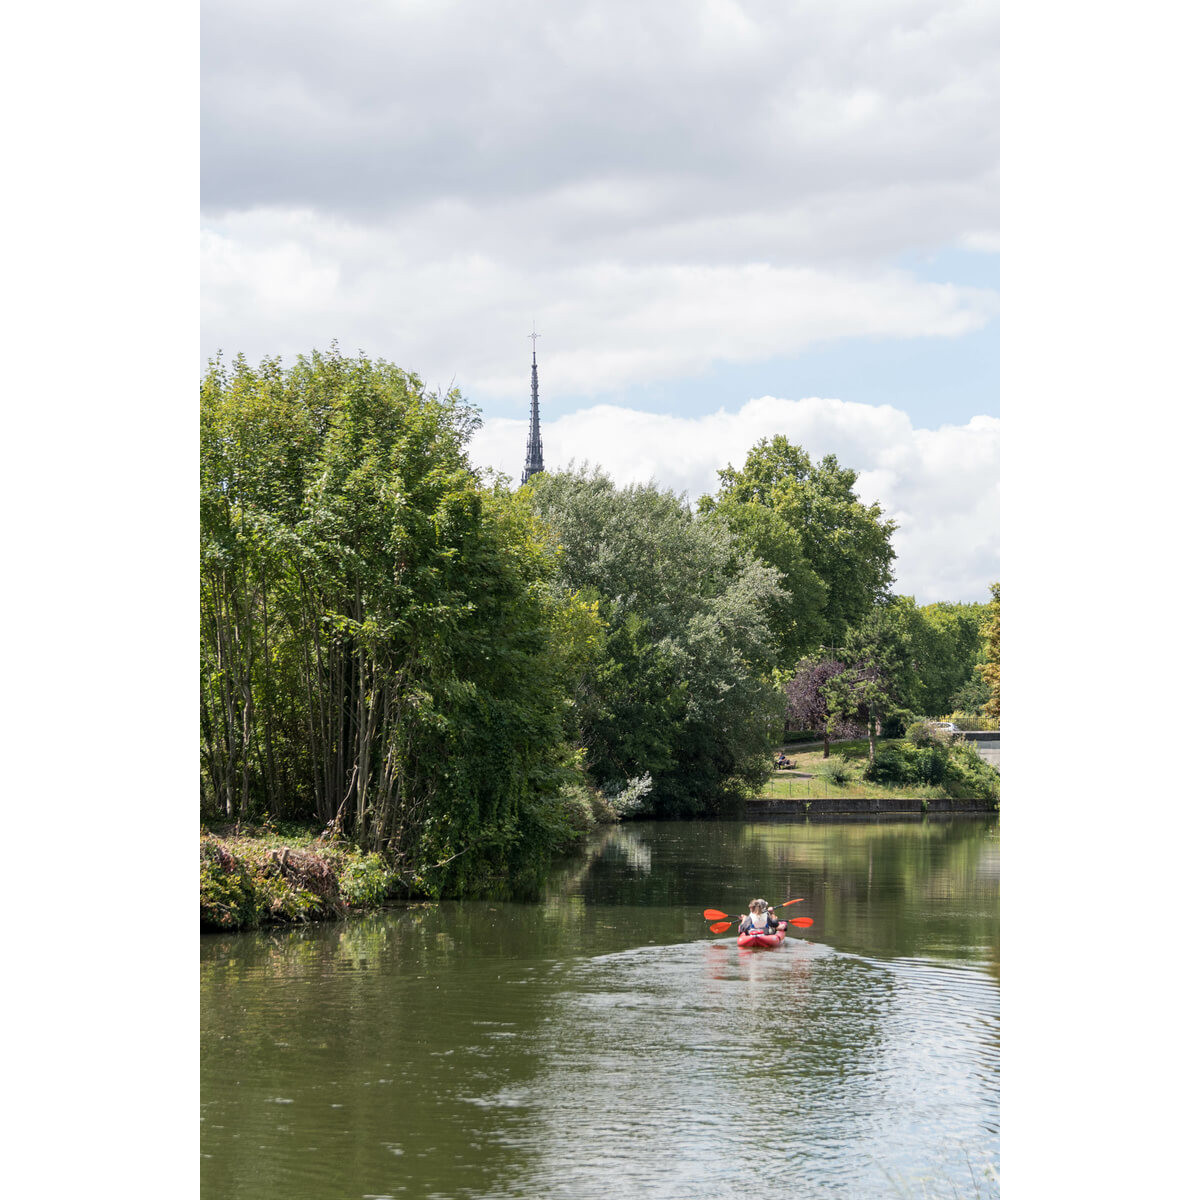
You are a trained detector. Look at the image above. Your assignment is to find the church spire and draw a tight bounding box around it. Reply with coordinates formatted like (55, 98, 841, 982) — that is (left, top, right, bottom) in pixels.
(520, 328, 544, 485)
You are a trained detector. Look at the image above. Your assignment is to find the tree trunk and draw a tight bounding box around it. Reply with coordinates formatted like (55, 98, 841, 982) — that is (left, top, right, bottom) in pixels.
(259, 565, 280, 817)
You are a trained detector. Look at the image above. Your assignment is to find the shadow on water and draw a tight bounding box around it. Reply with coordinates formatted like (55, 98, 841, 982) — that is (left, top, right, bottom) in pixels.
(201, 817, 999, 1199)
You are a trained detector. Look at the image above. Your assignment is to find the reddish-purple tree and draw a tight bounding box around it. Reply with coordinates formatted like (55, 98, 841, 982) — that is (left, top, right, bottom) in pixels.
(784, 656, 862, 758)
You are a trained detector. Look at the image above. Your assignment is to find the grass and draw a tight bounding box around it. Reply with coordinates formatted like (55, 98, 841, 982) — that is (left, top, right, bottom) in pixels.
(759, 738, 964, 801)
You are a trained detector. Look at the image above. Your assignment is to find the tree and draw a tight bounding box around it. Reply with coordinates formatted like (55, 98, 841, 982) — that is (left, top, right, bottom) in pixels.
(529, 468, 786, 816)
(784, 656, 857, 757)
(978, 582, 1000, 720)
(699, 496, 828, 666)
(200, 348, 602, 897)
(823, 663, 892, 764)
(828, 598, 924, 761)
(910, 600, 987, 716)
(699, 435, 896, 647)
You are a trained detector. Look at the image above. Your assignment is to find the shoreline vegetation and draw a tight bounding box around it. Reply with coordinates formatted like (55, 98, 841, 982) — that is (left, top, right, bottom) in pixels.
(200, 781, 664, 935)
(201, 778, 642, 933)
(203, 733, 998, 932)
(200, 350, 1000, 931)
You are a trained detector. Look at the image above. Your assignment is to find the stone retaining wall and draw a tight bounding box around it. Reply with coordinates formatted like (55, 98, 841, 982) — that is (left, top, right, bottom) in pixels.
(747, 796, 998, 816)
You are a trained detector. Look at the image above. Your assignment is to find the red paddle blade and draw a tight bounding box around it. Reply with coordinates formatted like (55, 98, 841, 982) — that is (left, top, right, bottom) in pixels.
(709, 922, 732, 934)
(788, 917, 814, 928)
(776, 898, 806, 908)
(703, 909, 729, 921)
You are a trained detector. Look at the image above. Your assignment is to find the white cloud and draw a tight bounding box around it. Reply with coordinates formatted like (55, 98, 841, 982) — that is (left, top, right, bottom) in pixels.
(201, 210, 997, 393)
(470, 398, 998, 604)
(200, 1, 999, 388)
(199, 1, 999, 602)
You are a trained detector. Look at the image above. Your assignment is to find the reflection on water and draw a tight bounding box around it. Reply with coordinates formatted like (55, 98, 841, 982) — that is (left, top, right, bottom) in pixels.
(201, 818, 999, 1198)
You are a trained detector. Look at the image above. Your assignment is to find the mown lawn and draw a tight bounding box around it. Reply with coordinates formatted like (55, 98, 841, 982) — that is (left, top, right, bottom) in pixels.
(758, 738, 946, 801)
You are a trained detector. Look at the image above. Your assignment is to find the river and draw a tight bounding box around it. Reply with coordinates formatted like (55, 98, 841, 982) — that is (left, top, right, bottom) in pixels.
(200, 817, 999, 1198)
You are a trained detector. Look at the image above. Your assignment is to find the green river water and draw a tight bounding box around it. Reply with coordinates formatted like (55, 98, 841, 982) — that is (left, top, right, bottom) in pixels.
(200, 817, 999, 1199)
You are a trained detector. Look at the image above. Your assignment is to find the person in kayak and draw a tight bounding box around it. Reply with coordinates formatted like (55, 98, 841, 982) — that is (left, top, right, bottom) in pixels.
(738, 899, 781, 937)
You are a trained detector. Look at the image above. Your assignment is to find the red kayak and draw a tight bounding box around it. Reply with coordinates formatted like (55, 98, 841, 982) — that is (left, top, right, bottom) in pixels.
(737, 919, 788, 948)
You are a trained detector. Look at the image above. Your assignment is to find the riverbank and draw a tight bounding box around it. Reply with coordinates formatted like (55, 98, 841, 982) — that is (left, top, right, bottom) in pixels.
(748, 796, 998, 816)
(203, 737, 998, 930)
(200, 827, 402, 932)
(200, 785, 627, 931)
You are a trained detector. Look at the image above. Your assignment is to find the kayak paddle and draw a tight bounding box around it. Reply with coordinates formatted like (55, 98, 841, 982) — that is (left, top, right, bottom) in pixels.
(703, 899, 805, 921)
(705, 915, 814, 935)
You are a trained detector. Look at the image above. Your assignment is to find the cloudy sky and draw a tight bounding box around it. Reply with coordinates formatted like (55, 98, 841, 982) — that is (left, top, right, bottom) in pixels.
(201, 0, 999, 603)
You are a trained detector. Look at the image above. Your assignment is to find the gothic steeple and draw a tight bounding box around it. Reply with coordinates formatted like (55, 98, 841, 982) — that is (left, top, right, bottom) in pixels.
(520, 329, 544, 485)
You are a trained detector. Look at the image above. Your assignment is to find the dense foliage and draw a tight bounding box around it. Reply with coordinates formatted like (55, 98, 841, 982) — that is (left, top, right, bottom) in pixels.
(699, 435, 897, 647)
(783, 592, 996, 751)
(200, 833, 400, 930)
(201, 350, 602, 897)
(528, 469, 786, 816)
(696, 493, 828, 666)
(864, 738, 999, 803)
(912, 600, 989, 716)
(784, 657, 858, 756)
(979, 582, 1000, 720)
(200, 350, 996, 904)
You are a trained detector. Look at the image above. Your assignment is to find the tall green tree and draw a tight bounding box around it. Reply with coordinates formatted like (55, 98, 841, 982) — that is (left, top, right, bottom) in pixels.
(912, 600, 988, 716)
(201, 349, 601, 896)
(699, 435, 896, 647)
(827, 597, 923, 761)
(698, 496, 828, 666)
(529, 469, 786, 816)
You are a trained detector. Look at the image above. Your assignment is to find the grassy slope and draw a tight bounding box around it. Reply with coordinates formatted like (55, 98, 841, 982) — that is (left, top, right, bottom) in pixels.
(758, 738, 959, 801)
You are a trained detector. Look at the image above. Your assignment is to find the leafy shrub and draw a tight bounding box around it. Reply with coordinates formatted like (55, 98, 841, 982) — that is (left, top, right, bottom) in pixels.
(865, 742, 949, 786)
(906, 719, 953, 748)
(906, 719, 934, 745)
(525, 786, 593, 855)
(200, 834, 405, 930)
(338, 853, 396, 907)
(864, 739, 999, 800)
(586, 789, 618, 824)
(605, 772, 654, 819)
(561, 790, 597, 839)
(825, 756, 852, 785)
(880, 708, 916, 739)
(942, 742, 1000, 802)
(200, 838, 262, 930)
(259, 873, 327, 922)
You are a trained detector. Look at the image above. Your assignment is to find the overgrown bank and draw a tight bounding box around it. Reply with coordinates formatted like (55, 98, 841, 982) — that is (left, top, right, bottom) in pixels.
(201, 830, 398, 931)
(201, 778, 651, 931)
